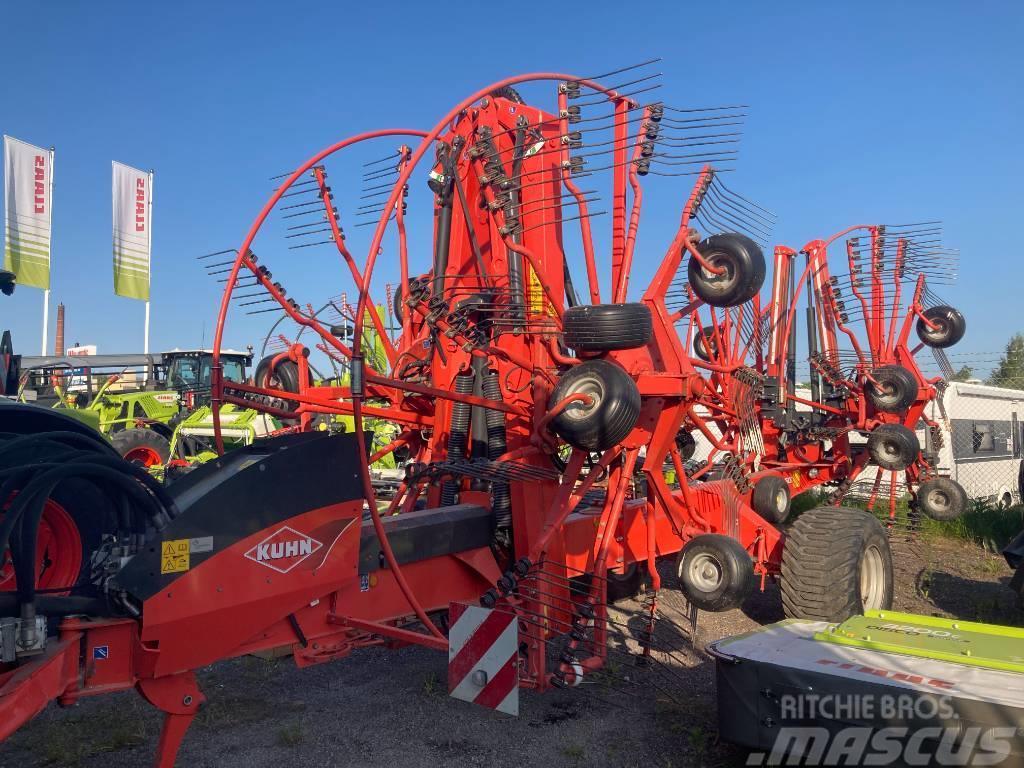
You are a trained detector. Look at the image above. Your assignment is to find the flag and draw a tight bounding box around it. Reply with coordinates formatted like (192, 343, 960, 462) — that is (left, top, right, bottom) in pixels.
(112, 161, 151, 301)
(3, 136, 53, 289)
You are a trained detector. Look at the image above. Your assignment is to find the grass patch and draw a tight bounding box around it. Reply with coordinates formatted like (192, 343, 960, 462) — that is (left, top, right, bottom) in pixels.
(792, 489, 1022, 553)
(929, 503, 1023, 552)
(420, 670, 442, 697)
(28, 708, 149, 765)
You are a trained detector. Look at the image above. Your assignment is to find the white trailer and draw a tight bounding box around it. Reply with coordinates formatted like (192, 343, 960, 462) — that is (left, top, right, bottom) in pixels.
(926, 380, 1024, 507)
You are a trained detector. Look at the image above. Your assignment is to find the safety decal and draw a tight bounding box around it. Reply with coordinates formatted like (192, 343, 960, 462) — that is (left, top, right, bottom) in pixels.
(160, 538, 191, 574)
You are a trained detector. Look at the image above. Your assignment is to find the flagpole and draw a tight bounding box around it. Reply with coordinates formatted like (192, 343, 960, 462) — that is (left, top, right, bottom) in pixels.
(41, 146, 55, 355)
(144, 169, 153, 355)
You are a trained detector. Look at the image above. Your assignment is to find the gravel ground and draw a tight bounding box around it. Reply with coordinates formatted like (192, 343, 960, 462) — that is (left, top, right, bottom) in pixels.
(2, 536, 1020, 768)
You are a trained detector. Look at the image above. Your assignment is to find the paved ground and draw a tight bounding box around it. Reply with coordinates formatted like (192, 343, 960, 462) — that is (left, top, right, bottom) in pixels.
(2, 535, 1020, 768)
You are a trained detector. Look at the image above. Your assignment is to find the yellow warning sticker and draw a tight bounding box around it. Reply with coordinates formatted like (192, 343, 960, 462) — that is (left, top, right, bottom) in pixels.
(160, 539, 190, 574)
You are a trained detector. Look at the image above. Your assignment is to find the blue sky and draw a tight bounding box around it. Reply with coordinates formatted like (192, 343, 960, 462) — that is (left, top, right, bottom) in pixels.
(0, 1, 1021, 377)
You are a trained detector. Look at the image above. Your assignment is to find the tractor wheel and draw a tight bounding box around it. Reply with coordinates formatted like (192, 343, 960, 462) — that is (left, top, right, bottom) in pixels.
(867, 423, 920, 470)
(562, 303, 652, 352)
(110, 428, 170, 468)
(0, 479, 111, 594)
(751, 475, 791, 524)
(866, 365, 919, 414)
(692, 326, 720, 362)
(675, 429, 697, 461)
(916, 305, 966, 349)
(917, 477, 967, 522)
(781, 507, 893, 621)
(548, 360, 641, 452)
(687, 233, 766, 308)
(676, 534, 754, 612)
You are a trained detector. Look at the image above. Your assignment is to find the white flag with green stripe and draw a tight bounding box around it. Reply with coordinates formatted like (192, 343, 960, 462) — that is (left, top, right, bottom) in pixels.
(3, 136, 53, 290)
(112, 161, 151, 301)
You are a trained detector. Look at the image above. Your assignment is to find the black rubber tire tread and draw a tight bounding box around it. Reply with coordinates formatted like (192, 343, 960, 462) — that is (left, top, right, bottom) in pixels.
(676, 534, 754, 612)
(917, 477, 967, 522)
(751, 475, 791, 524)
(41, 480, 114, 591)
(781, 507, 894, 622)
(675, 430, 697, 461)
(392, 283, 404, 326)
(109, 427, 170, 465)
(693, 326, 720, 362)
(866, 365, 919, 413)
(687, 233, 766, 308)
(606, 564, 644, 602)
(548, 360, 641, 452)
(562, 303, 652, 352)
(490, 86, 525, 104)
(867, 423, 920, 470)
(916, 305, 966, 349)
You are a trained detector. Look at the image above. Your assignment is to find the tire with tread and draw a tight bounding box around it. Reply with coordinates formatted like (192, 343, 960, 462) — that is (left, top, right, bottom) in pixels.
(866, 365, 919, 413)
(916, 305, 966, 349)
(916, 477, 967, 522)
(867, 423, 920, 470)
(548, 360, 641, 452)
(693, 327, 720, 362)
(676, 534, 754, 612)
(781, 507, 894, 622)
(687, 233, 766, 308)
(751, 475, 791, 524)
(110, 427, 170, 467)
(562, 303, 652, 352)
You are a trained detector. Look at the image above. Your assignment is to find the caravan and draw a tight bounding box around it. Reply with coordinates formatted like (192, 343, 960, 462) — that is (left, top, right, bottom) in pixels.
(927, 380, 1024, 507)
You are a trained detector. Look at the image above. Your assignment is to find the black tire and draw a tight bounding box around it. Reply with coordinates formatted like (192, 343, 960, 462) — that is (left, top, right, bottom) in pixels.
(548, 360, 641, 452)
(866, 365, 919, 414)
(781, 507, 894, 621)
(392, 282, 404, 326)
(916, 305, 966, 349)
(606, 564, 644, 602)
(675, 430, 697, 462)
(687, 233, 766, 308)
(34, 480, 113, 593)
(676, 534, 754, 612)
(867, 423, 920, 470)
(562, 303, 652, 352)
(572, 564, 645, 603)
(489, 86, 525, 104)
(751, 475, 791, 524)
(110, 427, 170, 467)
(916, 477, 967, 522)
(692, 326, 720, 362)
(253, 355, 311, 421)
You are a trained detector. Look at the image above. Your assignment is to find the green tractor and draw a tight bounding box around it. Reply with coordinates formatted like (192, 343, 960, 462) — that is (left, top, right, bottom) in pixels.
(18, 349, 253, 468)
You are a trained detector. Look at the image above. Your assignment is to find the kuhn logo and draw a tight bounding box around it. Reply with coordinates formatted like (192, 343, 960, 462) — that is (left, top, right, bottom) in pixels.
(244, 526, 322, 574)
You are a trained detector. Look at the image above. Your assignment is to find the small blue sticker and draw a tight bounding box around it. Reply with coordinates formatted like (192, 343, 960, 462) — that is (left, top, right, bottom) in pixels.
(93, 645, 109, 660)
(359, 574, 369, 592)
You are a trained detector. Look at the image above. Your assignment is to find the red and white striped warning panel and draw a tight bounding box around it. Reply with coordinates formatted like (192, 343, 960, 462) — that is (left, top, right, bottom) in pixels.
(447, 602, 519, 715)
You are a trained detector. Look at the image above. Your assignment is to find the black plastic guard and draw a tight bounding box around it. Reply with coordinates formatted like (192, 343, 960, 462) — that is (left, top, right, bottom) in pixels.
(116, 431, 366, 601)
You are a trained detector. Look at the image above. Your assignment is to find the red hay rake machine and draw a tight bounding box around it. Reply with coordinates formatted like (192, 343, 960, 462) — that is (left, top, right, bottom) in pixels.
(0, 64, 968, 765)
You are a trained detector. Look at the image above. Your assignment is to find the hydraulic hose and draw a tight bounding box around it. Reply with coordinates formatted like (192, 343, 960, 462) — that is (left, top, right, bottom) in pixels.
(441, 373, 475, 506)
(481, 369, 511, 528)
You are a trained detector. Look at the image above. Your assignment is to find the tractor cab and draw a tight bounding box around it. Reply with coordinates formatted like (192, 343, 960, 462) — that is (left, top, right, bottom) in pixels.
(162, 348, 252, 409)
